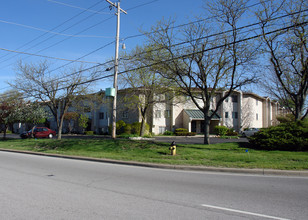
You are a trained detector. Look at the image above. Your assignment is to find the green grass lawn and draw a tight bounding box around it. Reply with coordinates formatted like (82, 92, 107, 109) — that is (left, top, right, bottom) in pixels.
(0, 138, 307, 170)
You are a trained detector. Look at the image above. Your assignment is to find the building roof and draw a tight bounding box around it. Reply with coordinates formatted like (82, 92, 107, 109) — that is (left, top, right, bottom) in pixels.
(184, 109, 221, 120)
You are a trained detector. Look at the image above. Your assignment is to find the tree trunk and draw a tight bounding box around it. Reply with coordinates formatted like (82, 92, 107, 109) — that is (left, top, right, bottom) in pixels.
(57, 115, 65, 140)
(2, 124, 8, 139)
(203, 119, 211, 145)
(140, 118, 146, 137)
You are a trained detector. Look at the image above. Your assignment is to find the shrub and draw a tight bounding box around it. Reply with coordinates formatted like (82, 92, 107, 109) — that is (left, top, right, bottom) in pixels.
(116, 120, 126, 134)
(214, 126, 229, 136)
(226, 128, 238, 136)
(176, 132, 196, 136)
(85, 131, 94, 135)
(248, 120, 308, 151)
(123, 124, 132, 134)
(175, 128, 188, 133)
(131, 122, 150, 135)
(108, 120, 127, 134)
(163, 130, 174, 136)
(175, 128, 196, 136)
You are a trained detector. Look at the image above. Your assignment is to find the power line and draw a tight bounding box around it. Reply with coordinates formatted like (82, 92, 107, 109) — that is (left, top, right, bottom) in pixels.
(122, 0, 274, 41)
(0, 0, 104, 62)
(126, 0, 159, 11)
(2, 21, 304, 101)
(121, 9, 308, 64)
(0, 19, 113, 38)
(47, 0, 111, 15)
(0, 12, 113, 70)
(0, 0, 161, 93)
(47, 40, 115, 74)
(1, 8, 305, 95)
(0, 46, 101, 64)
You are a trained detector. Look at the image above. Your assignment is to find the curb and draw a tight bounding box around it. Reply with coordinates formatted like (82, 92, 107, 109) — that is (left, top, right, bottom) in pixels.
(1, 148, 308, 177)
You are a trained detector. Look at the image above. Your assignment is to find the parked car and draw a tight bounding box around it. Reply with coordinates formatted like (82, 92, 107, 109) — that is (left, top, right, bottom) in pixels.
(20, 127, 56, 139)
(241, 128, 259, 137)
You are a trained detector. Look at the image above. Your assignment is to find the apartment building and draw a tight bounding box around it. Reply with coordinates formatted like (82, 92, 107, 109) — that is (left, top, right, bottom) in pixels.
(89, 89, 280, 135)
(13, 88, 280, 135)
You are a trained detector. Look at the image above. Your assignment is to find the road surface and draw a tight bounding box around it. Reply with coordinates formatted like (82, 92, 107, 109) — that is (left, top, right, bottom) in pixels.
(0, 151, 307, 219)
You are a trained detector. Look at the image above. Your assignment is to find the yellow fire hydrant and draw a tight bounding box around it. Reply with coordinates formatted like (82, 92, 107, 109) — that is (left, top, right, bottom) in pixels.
(169, 141, 176, 156)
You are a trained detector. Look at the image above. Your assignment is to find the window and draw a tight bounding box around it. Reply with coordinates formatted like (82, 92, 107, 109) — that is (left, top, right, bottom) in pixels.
(256, 113, 258, 121)
(99, 112, 104, 120)
(155, 94, 164, 101)
(232, 95, 238, 103)
(232, 112, 238, 119)
(165, 110, 171, 118)
(122, 111, 128, 119)
(225, 97, 229, 102)
(225, 112, 229, 118)
(159, 126, 166, 134)
(155, 110, 161, 118)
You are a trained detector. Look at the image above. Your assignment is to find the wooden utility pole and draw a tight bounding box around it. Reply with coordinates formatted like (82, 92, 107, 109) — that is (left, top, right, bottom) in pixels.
(105, 0, 127, 139)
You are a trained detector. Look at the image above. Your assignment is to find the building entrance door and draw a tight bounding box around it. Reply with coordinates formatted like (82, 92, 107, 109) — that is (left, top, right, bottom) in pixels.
(191, 121, 197, 132)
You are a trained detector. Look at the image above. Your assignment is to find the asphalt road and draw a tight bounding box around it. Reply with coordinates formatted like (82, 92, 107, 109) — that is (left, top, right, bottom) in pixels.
(1, 151, 307, 220)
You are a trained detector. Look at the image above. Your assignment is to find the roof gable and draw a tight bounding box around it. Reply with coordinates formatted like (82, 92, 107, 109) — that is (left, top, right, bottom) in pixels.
(184, 109, 220, 119)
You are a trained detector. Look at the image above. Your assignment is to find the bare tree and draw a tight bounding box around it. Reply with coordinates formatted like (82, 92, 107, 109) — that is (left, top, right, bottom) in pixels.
(141, 0, 257, 144)
(119, 45, 177, 136)
(256, 0, 308, 120)
(10, 61, 99, 140)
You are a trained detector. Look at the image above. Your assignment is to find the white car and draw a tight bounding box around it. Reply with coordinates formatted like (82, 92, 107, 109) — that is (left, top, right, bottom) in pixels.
(242, 128, 259, 137)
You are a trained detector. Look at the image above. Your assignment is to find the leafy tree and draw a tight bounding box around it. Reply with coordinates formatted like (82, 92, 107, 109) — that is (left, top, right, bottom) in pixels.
(63, 112, 79, 134)
(78, 114, 88, 133)
(10, 61, 99, 140)
(0, 91, 47, 138)
(0, 91, 22, 138)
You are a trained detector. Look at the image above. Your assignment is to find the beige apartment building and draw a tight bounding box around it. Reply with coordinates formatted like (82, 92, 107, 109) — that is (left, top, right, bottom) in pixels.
(88, 89, 281, 135)
(13, 88, 281, 135)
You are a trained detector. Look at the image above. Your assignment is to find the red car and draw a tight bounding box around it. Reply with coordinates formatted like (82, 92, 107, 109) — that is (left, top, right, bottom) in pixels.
(20, 127, 56, 139)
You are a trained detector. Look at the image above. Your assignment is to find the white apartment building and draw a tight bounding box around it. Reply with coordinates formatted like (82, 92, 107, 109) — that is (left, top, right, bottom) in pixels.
(89, 89, 281, 135)
(13, 89, 280, 135)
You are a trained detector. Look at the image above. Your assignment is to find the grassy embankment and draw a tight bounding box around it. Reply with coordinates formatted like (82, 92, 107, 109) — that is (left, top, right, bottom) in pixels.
(0, 138, 307, 170)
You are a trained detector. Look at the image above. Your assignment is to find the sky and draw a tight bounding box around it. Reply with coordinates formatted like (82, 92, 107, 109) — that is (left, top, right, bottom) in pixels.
(0, 0, 206, 93)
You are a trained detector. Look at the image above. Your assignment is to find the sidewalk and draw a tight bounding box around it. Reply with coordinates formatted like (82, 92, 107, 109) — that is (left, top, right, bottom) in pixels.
(1, 148, 308, 177)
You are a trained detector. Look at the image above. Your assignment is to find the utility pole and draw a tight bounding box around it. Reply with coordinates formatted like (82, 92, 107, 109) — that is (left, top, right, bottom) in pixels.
(106, 0, 127, 139)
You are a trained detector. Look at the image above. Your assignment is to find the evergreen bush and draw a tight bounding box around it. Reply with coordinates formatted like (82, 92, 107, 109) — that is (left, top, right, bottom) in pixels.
(248, 120, 308, 151)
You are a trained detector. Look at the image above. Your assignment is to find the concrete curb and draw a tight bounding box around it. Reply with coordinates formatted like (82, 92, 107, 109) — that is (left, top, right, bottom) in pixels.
(1, 148, 308, 177)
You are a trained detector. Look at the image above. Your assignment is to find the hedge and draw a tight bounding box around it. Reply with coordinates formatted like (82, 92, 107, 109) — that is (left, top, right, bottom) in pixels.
(248, 120, 308, 151)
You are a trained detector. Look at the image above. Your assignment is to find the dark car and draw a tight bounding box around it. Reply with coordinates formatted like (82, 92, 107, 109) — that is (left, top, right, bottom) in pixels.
(20, 127, 56, 139)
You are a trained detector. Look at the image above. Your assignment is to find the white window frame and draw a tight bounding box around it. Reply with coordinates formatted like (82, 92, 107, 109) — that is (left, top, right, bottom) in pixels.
(155, 110, 161, 118)
(165, 110, 171, 118)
